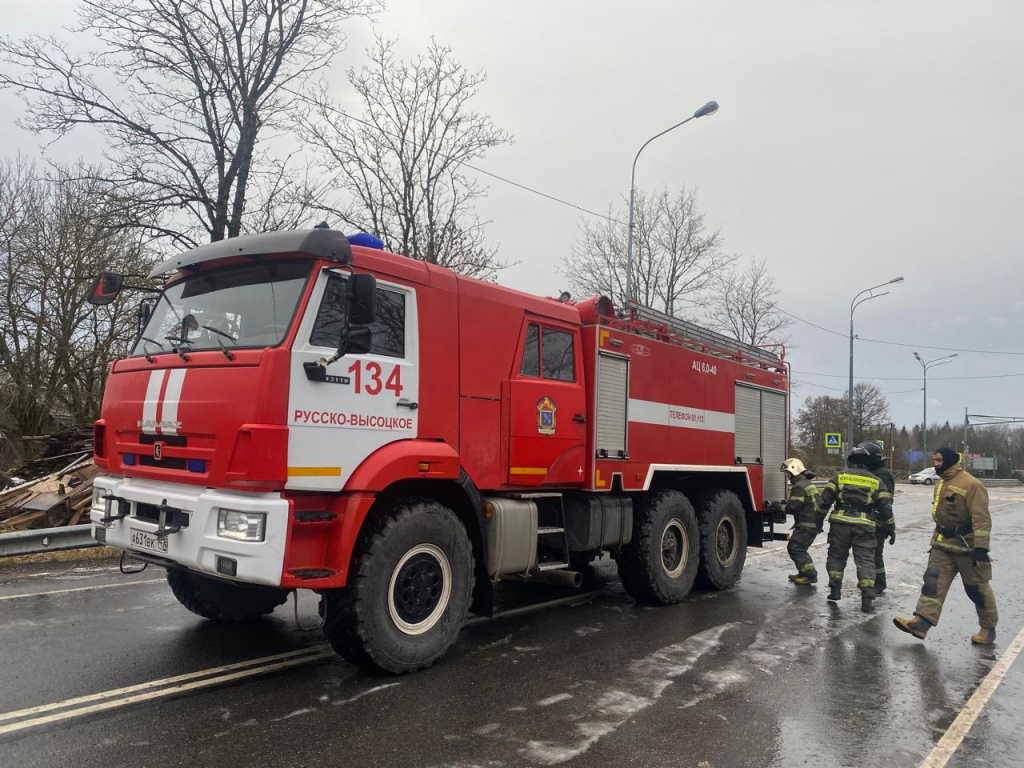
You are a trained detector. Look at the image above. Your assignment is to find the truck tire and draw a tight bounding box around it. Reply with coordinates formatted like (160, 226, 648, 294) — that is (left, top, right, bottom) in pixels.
(322, 497, 473, 674)
(166, 569, 289, 621)
(694, 489, 747, 590)
(615, 489, 699, 605)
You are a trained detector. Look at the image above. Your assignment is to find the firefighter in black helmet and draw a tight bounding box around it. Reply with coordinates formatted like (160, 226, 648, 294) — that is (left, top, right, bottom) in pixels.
(859, 440, 897, 592)
(816, 446, 894, 613)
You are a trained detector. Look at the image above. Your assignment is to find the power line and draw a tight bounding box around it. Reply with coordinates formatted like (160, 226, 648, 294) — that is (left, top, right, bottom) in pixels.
(791, 378, 921, 396)
(776, 307, 1024, 357)
(303, 97, 623, 225)
(793, 369, 1024, 382)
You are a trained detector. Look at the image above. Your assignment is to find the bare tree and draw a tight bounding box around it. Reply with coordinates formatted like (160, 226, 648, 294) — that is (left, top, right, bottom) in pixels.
(0, 0, 380, 247)
(794, 394, 846, 458)
(0, 160, 152, 435)
(710, 256, 791, 347)
(561, 186, 734, 314)
(849, 382, 889, 440)
(302, 38, 513, 279)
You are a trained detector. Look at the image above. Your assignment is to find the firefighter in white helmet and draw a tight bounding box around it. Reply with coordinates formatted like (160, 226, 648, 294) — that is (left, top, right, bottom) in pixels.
(781, 458, 825, 585)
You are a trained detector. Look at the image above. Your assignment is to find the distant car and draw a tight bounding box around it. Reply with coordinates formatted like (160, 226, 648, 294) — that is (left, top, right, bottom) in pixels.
(910, 467, 938, 485)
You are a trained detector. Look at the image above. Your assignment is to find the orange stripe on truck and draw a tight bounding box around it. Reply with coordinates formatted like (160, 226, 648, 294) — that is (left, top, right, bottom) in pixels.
(287, 467, 342, 477)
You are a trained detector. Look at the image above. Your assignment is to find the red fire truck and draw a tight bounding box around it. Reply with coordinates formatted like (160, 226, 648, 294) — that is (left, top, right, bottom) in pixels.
(87, 228, 790, 673)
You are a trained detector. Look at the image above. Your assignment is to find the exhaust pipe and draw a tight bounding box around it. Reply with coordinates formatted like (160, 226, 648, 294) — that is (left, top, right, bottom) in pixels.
(529, 569, 583, 589)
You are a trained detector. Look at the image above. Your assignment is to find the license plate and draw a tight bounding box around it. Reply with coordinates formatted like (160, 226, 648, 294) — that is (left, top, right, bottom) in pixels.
(130, 528, 168, 554)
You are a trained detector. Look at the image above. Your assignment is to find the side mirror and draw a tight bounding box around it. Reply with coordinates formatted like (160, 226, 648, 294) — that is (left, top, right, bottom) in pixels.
(348, 274, 377, 326)
(87, 271, 124, 306)
(136, 299, 155, 335)
(303, 327, 374, 381)
(344, 325, 372, 356)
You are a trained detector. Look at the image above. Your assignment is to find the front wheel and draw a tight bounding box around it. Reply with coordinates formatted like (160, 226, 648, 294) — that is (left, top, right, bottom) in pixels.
(615, 489, 699, 604)
(322, 498, 473, 674)
(924, 478, 933, 486)
(166, 569, 289, 621)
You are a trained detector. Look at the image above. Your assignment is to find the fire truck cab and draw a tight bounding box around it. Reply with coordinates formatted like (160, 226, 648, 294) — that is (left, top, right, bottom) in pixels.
(88, 228, 790, 673)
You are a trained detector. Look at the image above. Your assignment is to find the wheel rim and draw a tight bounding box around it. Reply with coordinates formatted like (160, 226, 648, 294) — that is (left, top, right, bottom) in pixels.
(387, 543, 452, 637)
(716, 515, 739, 568)
(661, 518, 688, 578)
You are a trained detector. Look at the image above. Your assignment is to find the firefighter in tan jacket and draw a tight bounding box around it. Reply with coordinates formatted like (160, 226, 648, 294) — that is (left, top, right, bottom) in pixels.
(894, 447, 998, 645)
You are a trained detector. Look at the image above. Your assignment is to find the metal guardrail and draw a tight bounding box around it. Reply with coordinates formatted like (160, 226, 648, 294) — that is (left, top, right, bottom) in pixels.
(0, 526, 100, 558)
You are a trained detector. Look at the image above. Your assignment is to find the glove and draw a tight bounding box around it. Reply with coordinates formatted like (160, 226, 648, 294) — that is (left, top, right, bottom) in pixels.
(888, 530, 896, 546)
(815, 516, 825, 534)
(972, 548, 991, 563)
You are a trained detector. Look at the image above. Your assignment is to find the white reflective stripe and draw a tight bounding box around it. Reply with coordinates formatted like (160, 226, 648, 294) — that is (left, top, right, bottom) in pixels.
(159, 369, 187, 436)
(628, 398, 735, 434)
(142, 369, 167, 435)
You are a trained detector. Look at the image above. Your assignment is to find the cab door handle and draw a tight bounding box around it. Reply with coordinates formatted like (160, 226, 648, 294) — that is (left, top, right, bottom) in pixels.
(573, 414, 586, 423)
(397, 399, 419, 410)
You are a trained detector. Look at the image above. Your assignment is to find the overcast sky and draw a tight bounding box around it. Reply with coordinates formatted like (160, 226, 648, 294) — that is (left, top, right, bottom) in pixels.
(4, 1, 1023, 436)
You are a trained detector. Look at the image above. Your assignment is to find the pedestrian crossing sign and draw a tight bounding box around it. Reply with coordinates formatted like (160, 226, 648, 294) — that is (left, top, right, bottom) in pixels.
(825, 433, 841, 448)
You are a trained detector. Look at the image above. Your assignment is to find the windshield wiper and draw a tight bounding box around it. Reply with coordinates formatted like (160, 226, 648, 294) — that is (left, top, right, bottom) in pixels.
(202, 324, 236, 360)
(164, 335, 192, 362)
(140, 336, 166, 364)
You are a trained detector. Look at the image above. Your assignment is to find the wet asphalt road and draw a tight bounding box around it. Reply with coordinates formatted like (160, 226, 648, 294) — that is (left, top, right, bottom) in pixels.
(1, 484, 1023, 768)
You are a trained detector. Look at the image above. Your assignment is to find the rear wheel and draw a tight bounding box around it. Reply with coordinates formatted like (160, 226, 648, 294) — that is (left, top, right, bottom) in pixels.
(615, 490, 699, 604)
(694, 489, 747, 590)
(322, 497, 473, 674)
(166, 569, 289, 621)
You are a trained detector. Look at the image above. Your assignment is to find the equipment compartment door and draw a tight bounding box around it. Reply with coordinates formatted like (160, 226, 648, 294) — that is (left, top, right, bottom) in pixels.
(507, 321, 586, 486)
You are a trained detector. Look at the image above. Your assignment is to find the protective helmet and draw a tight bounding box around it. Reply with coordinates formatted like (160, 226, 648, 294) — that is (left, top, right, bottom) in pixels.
(847, 446, 872, 465)
(781, 458, 806, 476)
(858, 441, 885, 461)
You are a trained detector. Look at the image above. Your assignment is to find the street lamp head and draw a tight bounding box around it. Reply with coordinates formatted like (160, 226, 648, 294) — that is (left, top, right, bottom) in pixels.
(889, 276, 905, 284)
(913, 351, 922, 360)
(693, 101, 719, 119)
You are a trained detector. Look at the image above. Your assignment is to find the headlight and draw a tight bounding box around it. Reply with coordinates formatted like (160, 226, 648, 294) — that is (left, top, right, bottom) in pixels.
(217, 509, 266, 542)
(92, 487, 106, 513)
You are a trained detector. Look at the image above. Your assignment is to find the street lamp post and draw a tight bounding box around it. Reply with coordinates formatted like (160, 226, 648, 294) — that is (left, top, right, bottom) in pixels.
(847, 277, 904, 461)
(625, 100, 719, 309)
(914, 351, 958, 466)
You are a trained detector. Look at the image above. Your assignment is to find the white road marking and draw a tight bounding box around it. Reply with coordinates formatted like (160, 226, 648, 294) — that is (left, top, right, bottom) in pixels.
(0, 647, 335, 736)
(0, 578, 166, 602)
(919, 622, 1024, 768)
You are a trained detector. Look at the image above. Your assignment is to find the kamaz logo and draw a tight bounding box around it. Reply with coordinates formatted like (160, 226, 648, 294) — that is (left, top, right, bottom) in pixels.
(153, 442, 164, 461)
(631, 344, 651, 357)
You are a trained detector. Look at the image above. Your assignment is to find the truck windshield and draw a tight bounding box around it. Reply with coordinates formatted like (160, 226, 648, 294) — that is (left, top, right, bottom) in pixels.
(132, 259, 312, 357)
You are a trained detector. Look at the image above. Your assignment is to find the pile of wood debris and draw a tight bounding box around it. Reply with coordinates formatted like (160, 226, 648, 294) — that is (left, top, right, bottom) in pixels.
(0, 429, 96, 531)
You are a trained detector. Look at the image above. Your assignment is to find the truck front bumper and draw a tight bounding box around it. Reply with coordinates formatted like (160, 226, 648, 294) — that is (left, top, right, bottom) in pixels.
(89, 475, 290, 587)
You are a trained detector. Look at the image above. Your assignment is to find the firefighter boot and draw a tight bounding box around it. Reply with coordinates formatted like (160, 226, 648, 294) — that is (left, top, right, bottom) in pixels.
(793, 571, 818, 585)
(861, 590, 875, 614)
(827, 584, 842, 602)
(788, 573, 802, 582)
(874, 574, 887, 594)
(893, 615, 932, 640)
(971, 627, 997, 646)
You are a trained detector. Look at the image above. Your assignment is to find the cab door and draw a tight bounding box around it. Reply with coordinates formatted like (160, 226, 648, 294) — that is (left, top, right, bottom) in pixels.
(508, 320, 586, 486)
(287, 271, 419, 491)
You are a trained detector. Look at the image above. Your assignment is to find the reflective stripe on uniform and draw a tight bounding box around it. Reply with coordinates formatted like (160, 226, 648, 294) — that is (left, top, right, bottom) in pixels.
(931, 479, 945, 520)
(858, 578, 875, 588)
(948, 485, 968, 497)
(838, 473, 880, 489)
(830, 512, 877, 528)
